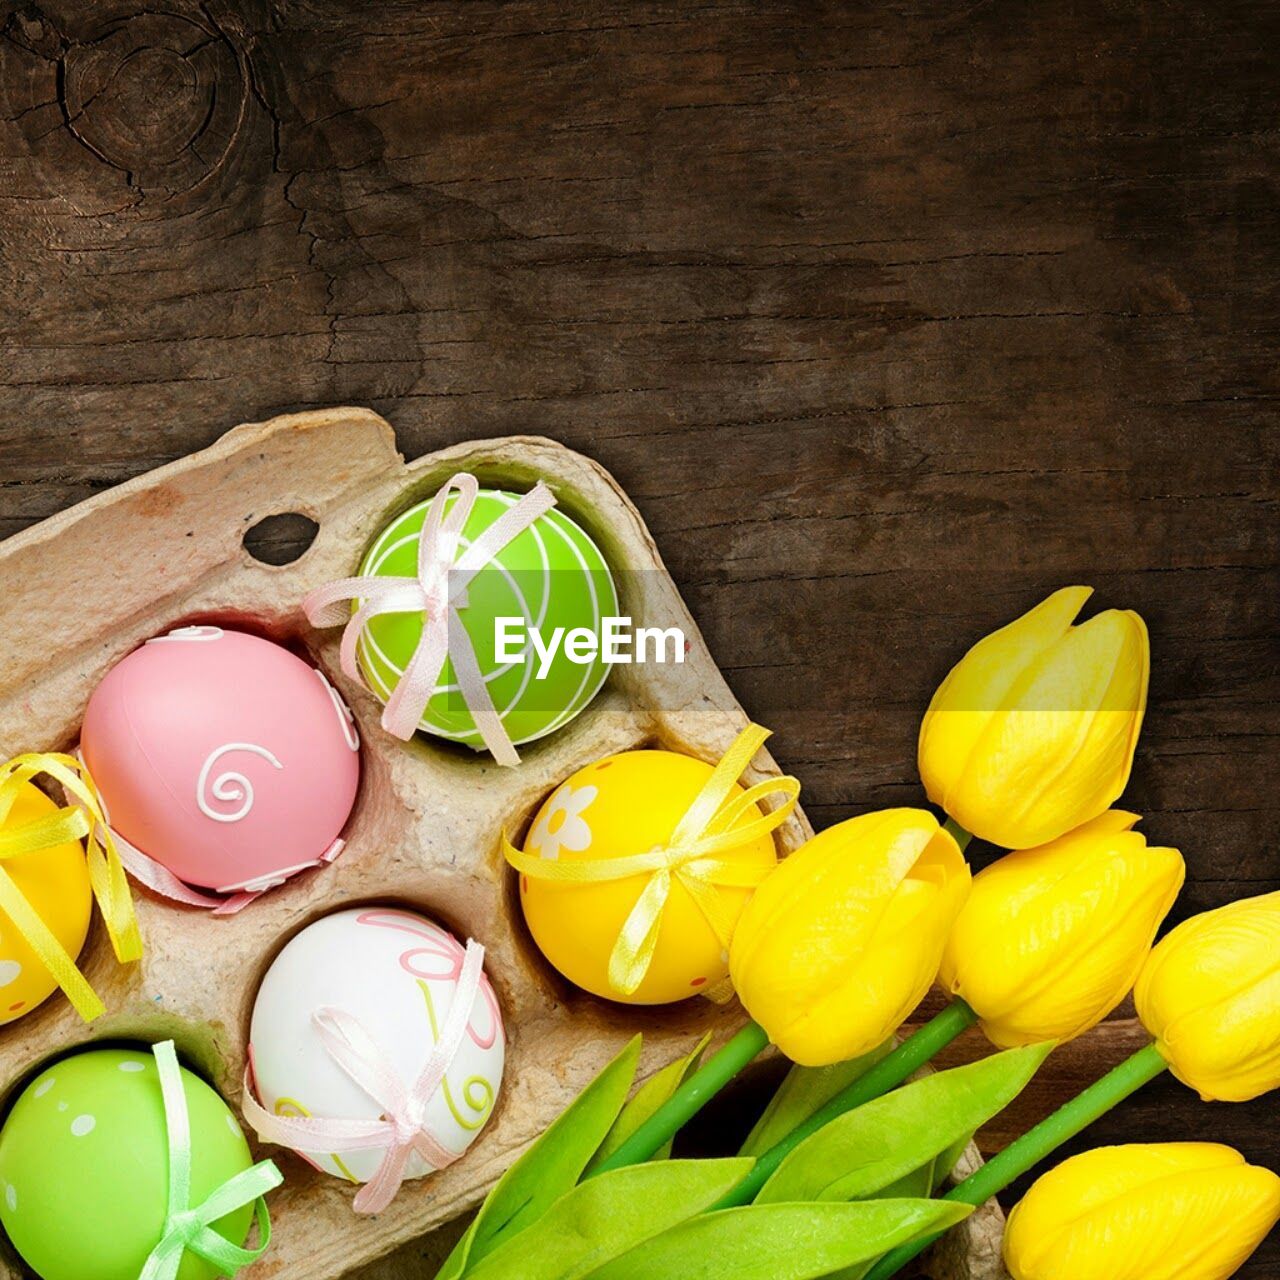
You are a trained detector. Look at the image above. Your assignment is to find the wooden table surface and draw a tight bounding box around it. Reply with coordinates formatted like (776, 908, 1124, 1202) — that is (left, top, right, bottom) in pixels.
(1, 1, 1276, 1276)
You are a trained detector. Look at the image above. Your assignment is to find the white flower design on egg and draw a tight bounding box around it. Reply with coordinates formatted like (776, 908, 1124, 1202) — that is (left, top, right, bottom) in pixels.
(528, 783, 597, 861)
(70, 1115, 95, 1137)
(0, 961, 22, 988)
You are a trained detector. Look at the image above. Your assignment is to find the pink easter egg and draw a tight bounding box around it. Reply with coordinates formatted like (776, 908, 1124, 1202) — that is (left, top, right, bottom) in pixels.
(81, 626, 361, 893)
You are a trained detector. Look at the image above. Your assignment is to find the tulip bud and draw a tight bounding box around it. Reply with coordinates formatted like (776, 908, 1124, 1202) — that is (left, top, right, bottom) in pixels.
(729, 809, 970, 1067)
(1135, 890, 1280, 1102)
(939, 811, 1184, 1048)
(1004, 1142, 1280, 1280)
(918, 586, 1149, 849)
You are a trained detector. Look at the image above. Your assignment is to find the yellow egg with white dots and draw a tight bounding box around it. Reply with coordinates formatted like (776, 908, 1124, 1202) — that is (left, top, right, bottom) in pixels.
(517, 749, 780, 1005)
(0, 783, 92, 1023)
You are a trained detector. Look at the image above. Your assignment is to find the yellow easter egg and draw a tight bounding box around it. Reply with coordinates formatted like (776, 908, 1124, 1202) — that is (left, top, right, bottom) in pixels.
(0, 783, 92, 1023)
(518, 750, 778, 1004)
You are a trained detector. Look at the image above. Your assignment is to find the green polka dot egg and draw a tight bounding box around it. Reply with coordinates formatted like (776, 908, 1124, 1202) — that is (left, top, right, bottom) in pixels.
(0, 1048, 257, 1280)
(357, 488, 618, 749)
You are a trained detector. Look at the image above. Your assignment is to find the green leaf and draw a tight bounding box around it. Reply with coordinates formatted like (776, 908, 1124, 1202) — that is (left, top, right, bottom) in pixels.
(873, 1160, 935, 1200)
(757, 1044, 1052, 1205)
(587, 1034, 711, 1172)
(739, 1040, 893, 1158)
(819, 1135, 975, 1280)
(875, 1127, 973, 1202)
(465, 1158, 753, 1280)
(437, 1037, 642, 1279)
(931, 1131, 973, 1190)
(816, 1129, 980, 1279)
(579, 1199, 973, 1280)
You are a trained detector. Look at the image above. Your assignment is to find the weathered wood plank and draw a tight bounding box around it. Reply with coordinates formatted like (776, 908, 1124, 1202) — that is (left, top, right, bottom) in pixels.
(0, 0, 1276, 1274)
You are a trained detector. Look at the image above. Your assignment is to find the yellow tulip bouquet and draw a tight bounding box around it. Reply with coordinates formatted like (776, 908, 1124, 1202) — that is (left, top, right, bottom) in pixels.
(436, 587, 1278, 1280)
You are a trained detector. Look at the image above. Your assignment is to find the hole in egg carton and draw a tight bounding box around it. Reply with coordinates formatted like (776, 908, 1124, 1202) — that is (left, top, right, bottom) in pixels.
(499, 842, 577, 1016)
(241, 511, 321, 567)
(51, 608, 331, 754)
(238, 895, 503, 1043)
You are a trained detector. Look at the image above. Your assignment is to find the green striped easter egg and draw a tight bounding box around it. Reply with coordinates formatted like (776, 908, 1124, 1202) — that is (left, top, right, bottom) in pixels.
(356, 489, 618, 749)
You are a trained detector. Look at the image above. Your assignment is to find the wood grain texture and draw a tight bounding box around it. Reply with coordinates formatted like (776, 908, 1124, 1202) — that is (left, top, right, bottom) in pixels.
(0, 0, 1276, 1275)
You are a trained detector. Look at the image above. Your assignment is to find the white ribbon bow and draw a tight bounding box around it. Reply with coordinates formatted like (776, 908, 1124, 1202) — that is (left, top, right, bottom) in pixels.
(303, 473, 557, 766)
(243, 939, 486, 1215)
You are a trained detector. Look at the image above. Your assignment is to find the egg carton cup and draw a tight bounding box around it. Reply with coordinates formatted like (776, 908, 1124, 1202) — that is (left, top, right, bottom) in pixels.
(0, 409, 1007, 1280)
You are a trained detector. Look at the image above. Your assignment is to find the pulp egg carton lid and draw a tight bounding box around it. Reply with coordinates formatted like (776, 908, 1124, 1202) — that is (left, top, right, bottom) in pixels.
(0, 409, 1007, 1280)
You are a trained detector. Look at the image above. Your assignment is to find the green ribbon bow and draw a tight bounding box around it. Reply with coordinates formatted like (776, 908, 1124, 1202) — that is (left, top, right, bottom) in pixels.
(139, 1041, 282, 1280)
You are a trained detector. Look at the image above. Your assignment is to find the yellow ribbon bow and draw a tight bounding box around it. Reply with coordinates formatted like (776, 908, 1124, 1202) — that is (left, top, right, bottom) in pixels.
(0, 752, 142, 1021)
(505, 724, 800, 998)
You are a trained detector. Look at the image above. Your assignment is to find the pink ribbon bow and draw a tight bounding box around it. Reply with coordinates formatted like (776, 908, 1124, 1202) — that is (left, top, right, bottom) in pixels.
(303, 473, 557, 766)
(73, 748, 343, 915)
(110, 829, 345, 915)
(243, 939, 486, 1215)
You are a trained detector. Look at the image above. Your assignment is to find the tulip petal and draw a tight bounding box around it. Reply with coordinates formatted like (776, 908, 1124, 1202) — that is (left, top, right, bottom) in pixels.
(945, 608, 1148, 849)
(731, 812, 971, 1067)
(1005, 1144, 1280, 1280)
(940, 815, 1184, 1047)
(771, 829, 970, 1066)
(731, 810, 913, 955)
(919, 586, 1092, 819)
(1136, 892, 1280, 1101)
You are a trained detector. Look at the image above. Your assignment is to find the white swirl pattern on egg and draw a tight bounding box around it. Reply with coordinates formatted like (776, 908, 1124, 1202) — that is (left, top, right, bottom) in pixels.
(196, 742, 284, 823)
(314, 668, 360, 751)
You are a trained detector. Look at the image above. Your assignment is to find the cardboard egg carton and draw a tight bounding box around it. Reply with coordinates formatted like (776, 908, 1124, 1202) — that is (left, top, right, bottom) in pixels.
(0, 409, 1007, 1280)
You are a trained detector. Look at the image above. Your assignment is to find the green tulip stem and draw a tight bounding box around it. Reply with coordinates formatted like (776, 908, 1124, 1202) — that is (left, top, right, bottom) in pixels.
(861, 1039, 1170, 1280)
(715, 997, 981, 1208)
(588, 1020, 771, 1177)
(942, 815, 973, 852)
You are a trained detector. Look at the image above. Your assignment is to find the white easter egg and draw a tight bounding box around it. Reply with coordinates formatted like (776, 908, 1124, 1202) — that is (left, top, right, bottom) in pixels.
(249, 907, 504, 1185)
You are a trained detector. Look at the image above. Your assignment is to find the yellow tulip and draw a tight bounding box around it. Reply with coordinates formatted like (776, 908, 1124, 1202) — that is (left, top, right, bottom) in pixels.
(729, 809, 970, 1067)
(939, 811, 1184, 1047)
(1004, 1142, 1280, 1280)
(918, 586, 1149, 849)
(1135, 890, 1280, 1102)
